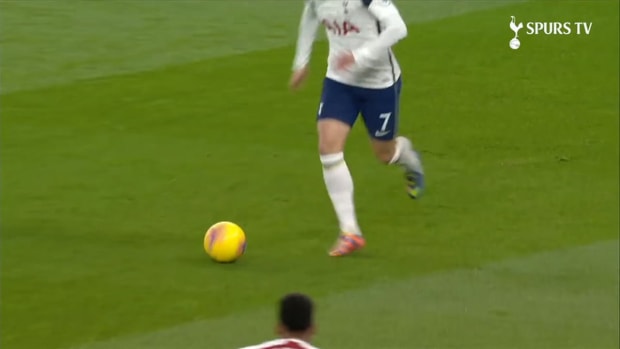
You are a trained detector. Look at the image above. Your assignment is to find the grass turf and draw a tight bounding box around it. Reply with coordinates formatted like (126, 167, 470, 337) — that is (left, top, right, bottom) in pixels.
(1, 1, 618, 348)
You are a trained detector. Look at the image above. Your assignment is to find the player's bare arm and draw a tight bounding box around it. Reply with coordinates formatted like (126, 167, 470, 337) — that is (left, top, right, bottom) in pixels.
(290, 0, 320, 90)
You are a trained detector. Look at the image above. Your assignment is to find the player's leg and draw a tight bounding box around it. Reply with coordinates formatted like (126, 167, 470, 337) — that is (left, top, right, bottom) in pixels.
(373, 136, 425, 198)
(361, 78, 425, 198)
(317, 78, 366, 256)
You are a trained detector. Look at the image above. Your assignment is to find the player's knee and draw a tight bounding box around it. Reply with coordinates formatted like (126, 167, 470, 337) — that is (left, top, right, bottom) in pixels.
(317, 119, 349, 155)
(318, 141, 342, 156)
(318, 133, 347, 155)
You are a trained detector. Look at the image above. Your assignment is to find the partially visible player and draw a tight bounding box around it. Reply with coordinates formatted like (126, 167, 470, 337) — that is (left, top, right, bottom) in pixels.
(239, 293, 319, 349)
(290, 0, 425, 257)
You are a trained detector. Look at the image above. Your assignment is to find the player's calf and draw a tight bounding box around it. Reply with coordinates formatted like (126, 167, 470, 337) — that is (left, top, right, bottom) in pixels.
(370, 139, 398, 164)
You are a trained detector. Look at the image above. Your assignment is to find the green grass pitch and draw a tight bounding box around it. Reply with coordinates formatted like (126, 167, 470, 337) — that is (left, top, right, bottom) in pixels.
(1, 1, 618, 348)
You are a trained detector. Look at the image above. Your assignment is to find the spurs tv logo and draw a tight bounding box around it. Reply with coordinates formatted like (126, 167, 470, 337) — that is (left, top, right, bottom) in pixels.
(509, 16, 593, 50)
(509, 16, 523, 49)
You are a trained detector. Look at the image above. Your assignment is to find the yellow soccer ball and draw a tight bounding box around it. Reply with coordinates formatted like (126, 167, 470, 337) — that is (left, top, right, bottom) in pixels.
(204, 221, 247, 263)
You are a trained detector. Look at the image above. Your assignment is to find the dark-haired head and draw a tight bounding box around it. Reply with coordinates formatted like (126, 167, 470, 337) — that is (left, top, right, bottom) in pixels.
(276, 293, 315, 341)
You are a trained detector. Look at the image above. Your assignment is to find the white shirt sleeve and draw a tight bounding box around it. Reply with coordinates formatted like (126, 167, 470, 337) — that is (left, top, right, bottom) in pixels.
(352, 0, 407, 67)
(292, 0, 321, 71)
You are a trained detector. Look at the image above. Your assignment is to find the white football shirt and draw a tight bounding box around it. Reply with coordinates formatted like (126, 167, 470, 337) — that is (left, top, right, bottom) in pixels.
(292, 0, 408, 89)
(239, 338, 319, 349)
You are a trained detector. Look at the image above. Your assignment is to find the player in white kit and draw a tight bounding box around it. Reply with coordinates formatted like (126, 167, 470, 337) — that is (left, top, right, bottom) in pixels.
(290, 0, 425, 256)
(239, 293, 319, 349)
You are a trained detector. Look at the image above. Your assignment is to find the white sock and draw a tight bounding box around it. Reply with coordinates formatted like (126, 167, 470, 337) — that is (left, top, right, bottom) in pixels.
(320, 152, 362, 236)
(390, 136, 424, 174)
